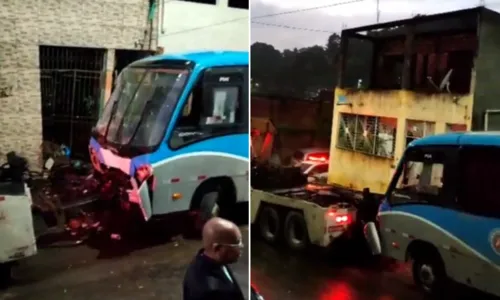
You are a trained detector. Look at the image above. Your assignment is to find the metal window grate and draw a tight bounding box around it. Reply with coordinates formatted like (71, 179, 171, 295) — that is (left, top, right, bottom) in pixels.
(405, 120, 435, 146)
(337, 113, 397, 158)
(39, 46, 106, 160)
(39, 46, 105, 71)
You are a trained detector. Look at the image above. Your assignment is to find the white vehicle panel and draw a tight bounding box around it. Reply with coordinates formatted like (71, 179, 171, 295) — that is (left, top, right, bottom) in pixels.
(0, 184, 37, 263)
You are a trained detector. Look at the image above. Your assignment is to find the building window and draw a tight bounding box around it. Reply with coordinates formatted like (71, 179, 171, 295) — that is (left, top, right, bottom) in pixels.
(228, 0, 248, 9)
(406, 120, 435, 146)
(446, 123, 467, 132)
(337, 113, 397, 158)
(181, 0, 216, 5)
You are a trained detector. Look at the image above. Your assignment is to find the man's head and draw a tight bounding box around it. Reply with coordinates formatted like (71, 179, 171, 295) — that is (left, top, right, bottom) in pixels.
(202, 217, 243, 265)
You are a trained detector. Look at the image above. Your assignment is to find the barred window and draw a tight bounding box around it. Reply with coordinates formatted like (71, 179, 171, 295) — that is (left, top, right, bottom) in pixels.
(406, 120, 435, 146)
(337, 113, 397, 158)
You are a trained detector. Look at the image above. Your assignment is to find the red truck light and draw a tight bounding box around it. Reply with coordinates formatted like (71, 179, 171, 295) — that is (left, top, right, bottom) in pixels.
(327, 209, 351, 225)
(335, 215, 349, 223)
(305, 153, 328, 162)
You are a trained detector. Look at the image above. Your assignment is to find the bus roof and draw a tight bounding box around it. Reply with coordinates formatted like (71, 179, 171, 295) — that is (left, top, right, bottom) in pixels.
(409, 131, 500, 148)
(136, 51, 248, 68)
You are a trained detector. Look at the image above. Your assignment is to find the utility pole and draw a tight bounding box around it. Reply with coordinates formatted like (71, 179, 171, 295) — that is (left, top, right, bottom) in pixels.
(376, 0, 380, 23)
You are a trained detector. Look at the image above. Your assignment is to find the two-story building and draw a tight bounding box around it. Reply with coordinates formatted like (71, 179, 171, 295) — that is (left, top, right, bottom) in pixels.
(328, 7, 500, 194)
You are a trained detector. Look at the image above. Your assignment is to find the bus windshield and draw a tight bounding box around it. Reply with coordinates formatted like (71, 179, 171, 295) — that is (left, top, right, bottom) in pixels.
(94, 63, 190, 150)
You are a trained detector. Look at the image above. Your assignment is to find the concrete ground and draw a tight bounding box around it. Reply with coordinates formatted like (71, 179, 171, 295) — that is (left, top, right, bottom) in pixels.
(0, 226, 249, 300)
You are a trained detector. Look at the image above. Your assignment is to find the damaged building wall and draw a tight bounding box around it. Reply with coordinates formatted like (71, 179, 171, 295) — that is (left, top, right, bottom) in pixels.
(0, 0, 158, 167)
(329, 89, 472, 194)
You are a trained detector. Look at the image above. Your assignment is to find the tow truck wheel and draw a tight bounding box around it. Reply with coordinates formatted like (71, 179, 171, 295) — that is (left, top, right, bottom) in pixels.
(258, 206, 280, 243)
(284, 211, 309, 251)
(411, 248, 447, 296)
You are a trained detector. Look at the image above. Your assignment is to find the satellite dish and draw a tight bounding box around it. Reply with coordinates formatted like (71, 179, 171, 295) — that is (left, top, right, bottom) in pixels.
(439, 69, 453, 93)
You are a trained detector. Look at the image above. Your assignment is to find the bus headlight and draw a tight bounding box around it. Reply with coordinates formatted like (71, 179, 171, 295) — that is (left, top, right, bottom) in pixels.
(135, 164, 155, 190)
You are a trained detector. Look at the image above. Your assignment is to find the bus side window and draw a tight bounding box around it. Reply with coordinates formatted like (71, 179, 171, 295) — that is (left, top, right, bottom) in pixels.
(457, 147, 500, 218)
(169, 67, 245, 149)
(391, 148, 445, 205)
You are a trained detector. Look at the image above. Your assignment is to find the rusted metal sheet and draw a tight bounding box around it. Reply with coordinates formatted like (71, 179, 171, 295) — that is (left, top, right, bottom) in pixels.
(0, 184, 37, 263)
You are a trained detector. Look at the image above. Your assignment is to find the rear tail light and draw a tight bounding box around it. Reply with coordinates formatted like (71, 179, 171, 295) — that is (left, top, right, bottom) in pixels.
(327, 209, 351, 225)
(304, 152, 329, 162)
(335, 215, 349, 223)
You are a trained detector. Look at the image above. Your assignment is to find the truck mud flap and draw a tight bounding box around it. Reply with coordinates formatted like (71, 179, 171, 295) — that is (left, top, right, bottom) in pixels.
(364, 221, 381, 255)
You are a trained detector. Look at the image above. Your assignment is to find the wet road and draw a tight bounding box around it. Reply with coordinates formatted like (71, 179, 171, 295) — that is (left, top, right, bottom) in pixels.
(0, 226, 249, 300)
(251, 237, 499, 300)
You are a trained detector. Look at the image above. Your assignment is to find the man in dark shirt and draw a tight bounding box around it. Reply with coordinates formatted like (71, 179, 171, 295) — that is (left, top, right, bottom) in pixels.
(183, 217, 246, 300)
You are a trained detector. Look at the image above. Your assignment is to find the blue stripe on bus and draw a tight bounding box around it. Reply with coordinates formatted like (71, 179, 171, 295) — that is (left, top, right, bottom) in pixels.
(390, 204, 500, 264)
(90, 134, 248, 175)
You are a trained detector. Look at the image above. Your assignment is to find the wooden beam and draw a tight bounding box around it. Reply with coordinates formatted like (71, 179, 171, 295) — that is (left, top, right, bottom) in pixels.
(401, 25, 415, 90)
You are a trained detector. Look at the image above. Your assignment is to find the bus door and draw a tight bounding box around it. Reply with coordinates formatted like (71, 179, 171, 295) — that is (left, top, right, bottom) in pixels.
(453, 145, 500, 295)
(382, 146, 457, 259)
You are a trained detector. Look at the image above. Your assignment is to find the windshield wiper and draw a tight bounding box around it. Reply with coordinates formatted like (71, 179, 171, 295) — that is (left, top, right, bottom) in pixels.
(103, 82, 127, 140)
(103, 99, 119, 139)
(114, 71, 149, 144)
(126, 86, 169, 147)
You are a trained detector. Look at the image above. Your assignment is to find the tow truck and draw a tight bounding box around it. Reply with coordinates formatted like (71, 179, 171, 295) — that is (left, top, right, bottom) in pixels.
(250, 118, 364, 251)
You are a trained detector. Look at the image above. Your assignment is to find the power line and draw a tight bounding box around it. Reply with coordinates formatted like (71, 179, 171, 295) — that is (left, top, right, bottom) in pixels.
(251, 0, 365, 20)
(161, 17, 248, 37)
(159, 0, 365, 37)
(252, 21, 335, 33)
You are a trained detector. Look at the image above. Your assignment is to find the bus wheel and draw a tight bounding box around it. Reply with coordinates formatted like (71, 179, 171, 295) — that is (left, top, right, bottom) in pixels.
(284, 211, 309, 251)
(258, 206, 280, 243)
(412, 249, 447, 296)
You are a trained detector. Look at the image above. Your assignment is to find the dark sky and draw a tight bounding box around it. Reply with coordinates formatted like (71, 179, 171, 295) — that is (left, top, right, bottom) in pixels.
(251, 0, 500, 50)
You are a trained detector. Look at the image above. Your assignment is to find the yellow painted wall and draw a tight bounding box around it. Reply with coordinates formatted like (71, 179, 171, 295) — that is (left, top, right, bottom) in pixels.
(328, 88, 473, 194)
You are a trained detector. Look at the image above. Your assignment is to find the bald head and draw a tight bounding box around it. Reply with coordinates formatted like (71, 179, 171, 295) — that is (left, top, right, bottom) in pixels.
(202, 217, 243, 264)
(202, 217, 240, 248)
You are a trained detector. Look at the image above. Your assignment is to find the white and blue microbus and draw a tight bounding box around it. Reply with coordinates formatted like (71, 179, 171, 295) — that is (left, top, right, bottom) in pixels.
(365, 132, 500, 297)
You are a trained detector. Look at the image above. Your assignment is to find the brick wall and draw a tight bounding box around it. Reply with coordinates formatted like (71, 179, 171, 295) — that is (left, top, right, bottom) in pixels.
(0, 0, 158, 167)
(251, 96, 333, 160)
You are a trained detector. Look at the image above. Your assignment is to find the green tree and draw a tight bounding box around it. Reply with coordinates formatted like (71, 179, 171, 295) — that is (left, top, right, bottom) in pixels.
(251, 32, 370, 97)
